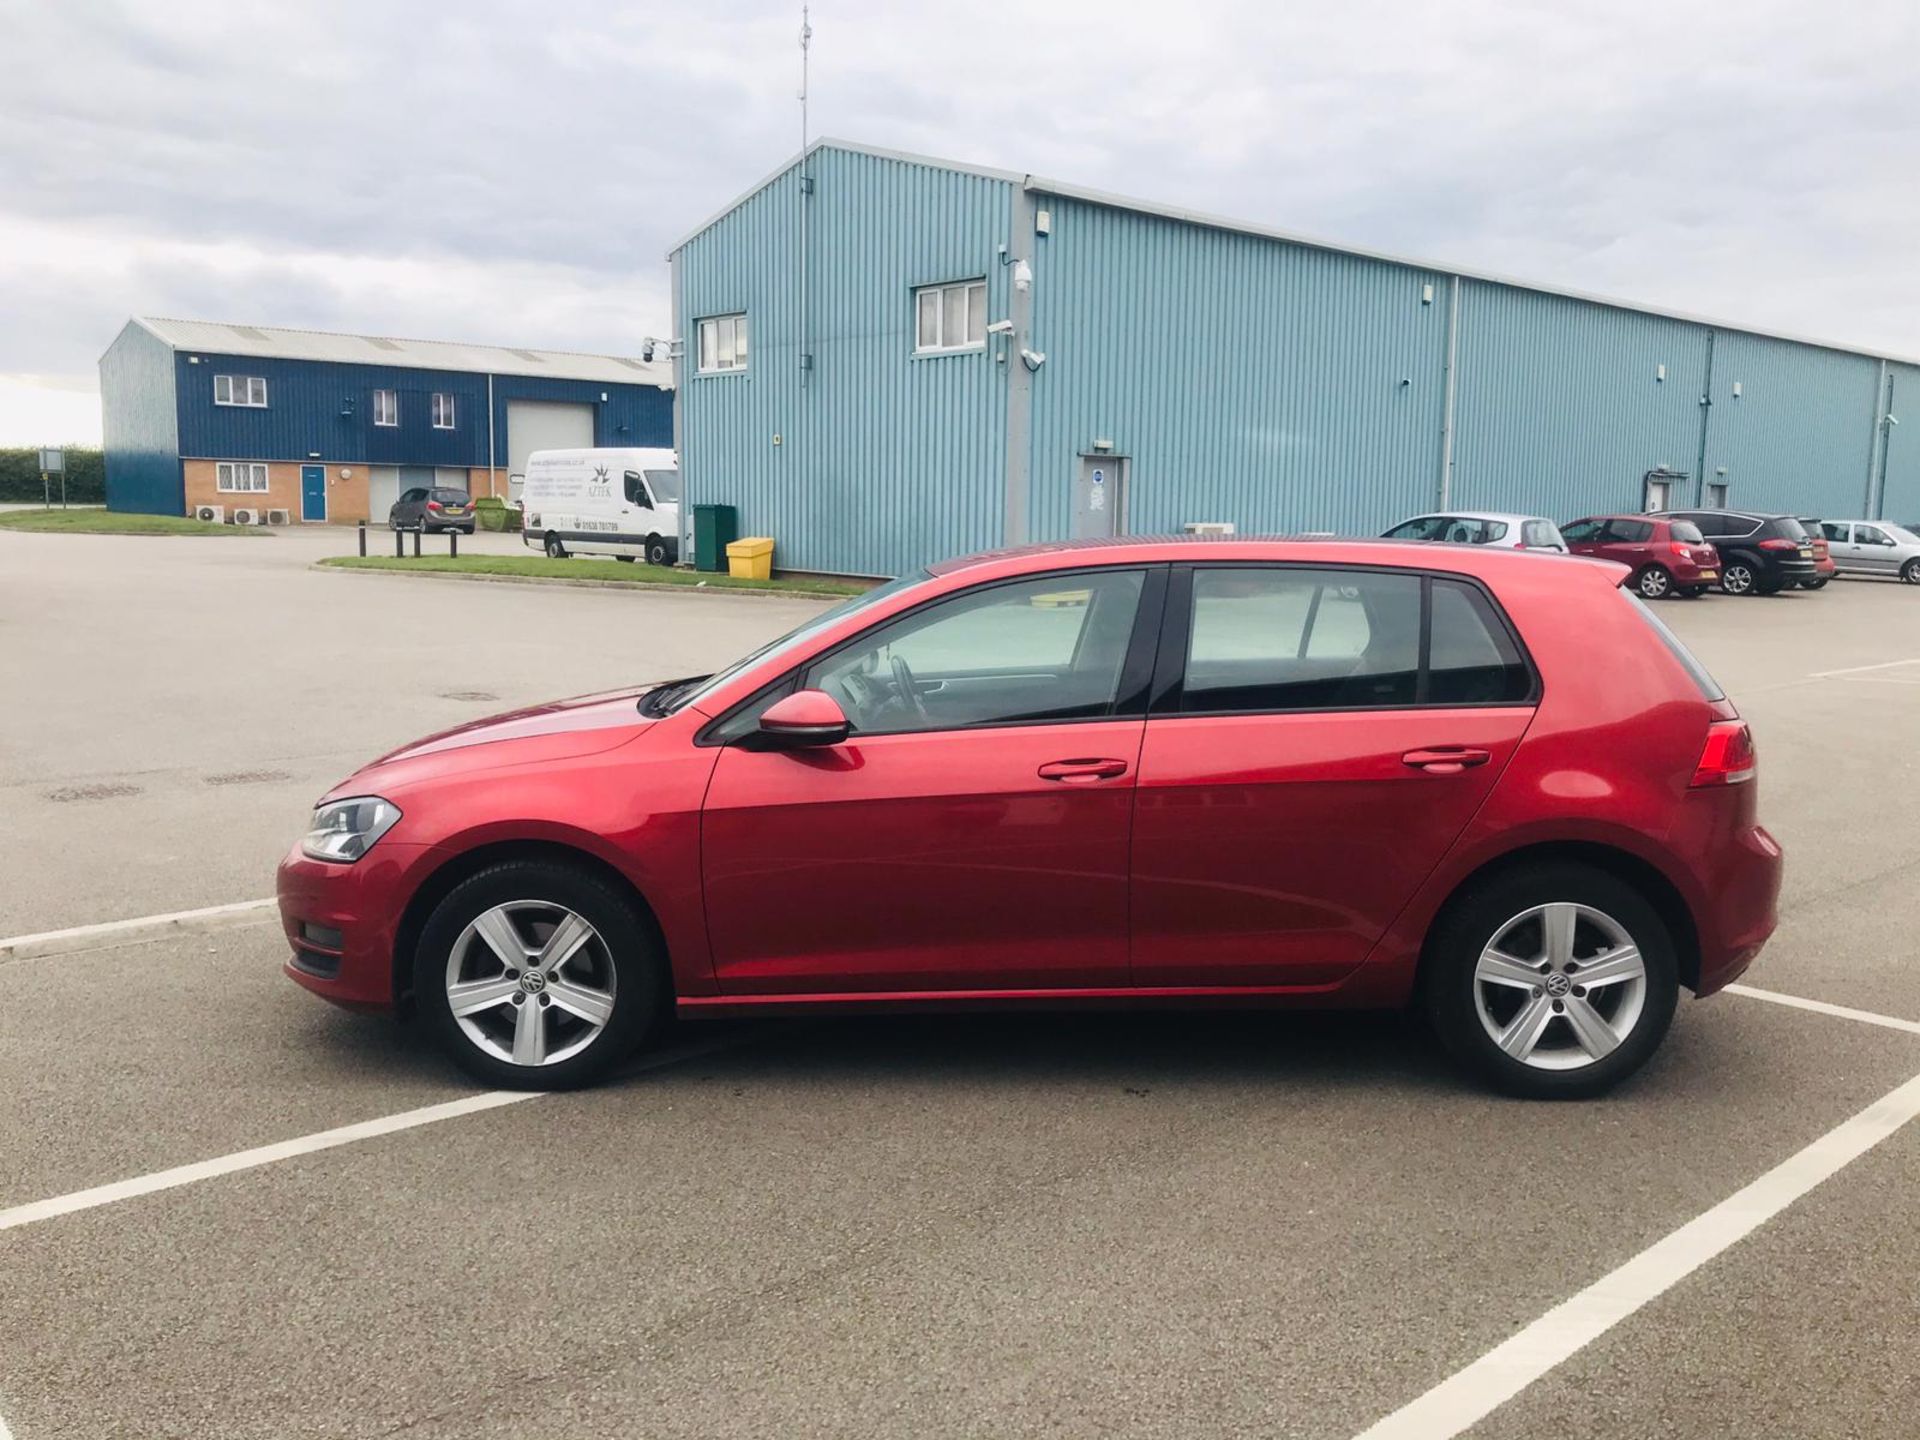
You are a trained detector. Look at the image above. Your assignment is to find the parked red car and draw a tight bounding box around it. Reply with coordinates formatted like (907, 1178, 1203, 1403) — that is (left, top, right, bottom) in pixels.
(278, 538, 1781, 1098)
(1560, 515, 1721, 599)
(1796, 517, 1836, 589)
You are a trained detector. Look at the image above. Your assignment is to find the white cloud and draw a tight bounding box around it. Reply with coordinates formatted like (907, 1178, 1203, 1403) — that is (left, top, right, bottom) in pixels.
(2, 0, 1916, 446)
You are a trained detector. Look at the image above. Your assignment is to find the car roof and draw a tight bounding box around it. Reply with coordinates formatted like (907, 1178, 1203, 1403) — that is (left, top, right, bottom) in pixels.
(926, 534, 1605, 581)
(1395, 511, 1555, 525)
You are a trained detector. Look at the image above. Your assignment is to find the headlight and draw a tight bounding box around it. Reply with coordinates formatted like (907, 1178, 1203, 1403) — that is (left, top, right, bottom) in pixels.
(302, 796, 402, 863)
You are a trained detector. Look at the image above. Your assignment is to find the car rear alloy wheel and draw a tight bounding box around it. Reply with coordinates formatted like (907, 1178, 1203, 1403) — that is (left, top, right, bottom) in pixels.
(1634, 565, 1673, 599)
(1721, 562, 1756, 595)
(1903, 559, 1920, 585)
(1424, 863, 1678, 1098)
(416, 860, 662, 1087)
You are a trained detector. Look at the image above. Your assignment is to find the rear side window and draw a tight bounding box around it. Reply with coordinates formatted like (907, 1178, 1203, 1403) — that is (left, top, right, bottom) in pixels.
(1622, 591, 1724, 700)
(1669, 520, 1706, 544)
(1608, 519, 1653, 543)
(1177, 568, 1532, 713)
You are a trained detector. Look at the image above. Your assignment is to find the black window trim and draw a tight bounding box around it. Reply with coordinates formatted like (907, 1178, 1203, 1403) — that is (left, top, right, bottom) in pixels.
(695, 563, 1171, 747)
(1147, 560, 1540, 720)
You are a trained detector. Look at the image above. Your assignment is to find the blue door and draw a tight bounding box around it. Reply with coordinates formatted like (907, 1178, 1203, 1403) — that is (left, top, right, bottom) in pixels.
(300, 465, 327, 521)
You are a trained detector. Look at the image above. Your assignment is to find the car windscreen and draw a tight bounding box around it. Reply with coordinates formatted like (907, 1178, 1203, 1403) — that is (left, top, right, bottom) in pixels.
(662, 570, 933, 714)
(1669, 520, 1706, 544)
(642, 468, 680, 503)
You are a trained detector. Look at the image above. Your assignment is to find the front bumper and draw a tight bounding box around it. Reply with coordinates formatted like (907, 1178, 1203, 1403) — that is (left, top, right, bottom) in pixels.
(276, 841, 435, 1012)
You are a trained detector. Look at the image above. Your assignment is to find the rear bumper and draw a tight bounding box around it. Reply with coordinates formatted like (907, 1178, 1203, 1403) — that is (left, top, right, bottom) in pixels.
(1694, 823, 1783, 995)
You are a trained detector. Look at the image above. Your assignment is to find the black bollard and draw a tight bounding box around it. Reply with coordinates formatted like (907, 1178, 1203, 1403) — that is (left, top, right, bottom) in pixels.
(449, 529, 459, 559)
(394, 524, 403, 558)
(358, 519, 367, 557)
(412, 528, 421, 558)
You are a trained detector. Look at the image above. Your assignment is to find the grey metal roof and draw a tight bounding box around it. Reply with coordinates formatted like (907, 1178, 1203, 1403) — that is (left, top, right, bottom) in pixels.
(130, 317, 671, 387)
(672, 138, 1918, 368)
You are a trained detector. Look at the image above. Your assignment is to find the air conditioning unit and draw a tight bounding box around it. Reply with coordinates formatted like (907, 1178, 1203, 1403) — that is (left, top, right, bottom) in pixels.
(1183, 521, 1236, 537)
(231, 508, 260, 526)
(194, 504, 224, 524)
(265, 508, 291, 525)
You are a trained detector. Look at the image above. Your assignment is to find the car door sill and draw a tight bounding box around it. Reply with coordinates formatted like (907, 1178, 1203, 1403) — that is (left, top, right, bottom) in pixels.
(679, 981, 1351, 1017)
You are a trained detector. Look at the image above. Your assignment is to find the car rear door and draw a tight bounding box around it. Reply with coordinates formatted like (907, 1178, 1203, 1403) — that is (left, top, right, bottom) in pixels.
(700, 566, 1164, 995)
(1129, 564, 1537, 988)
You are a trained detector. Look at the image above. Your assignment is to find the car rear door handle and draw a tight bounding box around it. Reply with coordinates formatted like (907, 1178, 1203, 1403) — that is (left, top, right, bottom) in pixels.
(1402, 747, 1492, 775)
(1038, 758, 1129, 782)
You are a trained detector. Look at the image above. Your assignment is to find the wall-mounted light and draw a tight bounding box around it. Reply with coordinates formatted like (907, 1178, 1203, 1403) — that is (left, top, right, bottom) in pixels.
(1731, 381, 1743, 398)
(1020, 347, 1046, 371)
(1012, 259, 1033, 294)
(1421, 283, 1434, 305)
(1091, 438, 1114, 453)
(1656, 364, 1667, 382)
(1035, 210, 1052, 236)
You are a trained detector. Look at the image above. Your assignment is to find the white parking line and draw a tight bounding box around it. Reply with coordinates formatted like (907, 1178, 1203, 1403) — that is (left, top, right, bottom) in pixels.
(1352, 1067, 1920, 1440)
(0, 898, 277, 962)
(1728, 983, 1920, 1037)
(1808, 656, 1920, 678)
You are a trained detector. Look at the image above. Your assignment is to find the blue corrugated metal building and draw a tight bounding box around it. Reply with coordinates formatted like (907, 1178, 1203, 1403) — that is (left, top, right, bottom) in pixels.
(100, 318, 672, 522)
(669, 139, 1920, 577)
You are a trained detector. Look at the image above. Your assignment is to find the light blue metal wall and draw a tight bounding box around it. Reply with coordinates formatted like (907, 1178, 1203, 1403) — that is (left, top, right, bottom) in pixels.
(675, 148, 1014, 575)
(1451, 283, 1709, 518)
(99, 320, 181, 514)
(1879, 363, 1920, 524)
(1025, 196, 1449, 538)
(1702, 332, 1878, 517)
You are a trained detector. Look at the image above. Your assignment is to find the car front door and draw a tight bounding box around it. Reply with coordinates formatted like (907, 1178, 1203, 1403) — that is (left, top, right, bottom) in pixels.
(1130, 565, 1537, 988)
(700, 567, 1163, 995)
(1850, 524, 1895, 574)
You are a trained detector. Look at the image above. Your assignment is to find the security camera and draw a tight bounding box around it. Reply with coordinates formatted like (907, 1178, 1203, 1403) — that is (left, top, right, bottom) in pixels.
(985, 319, 1014, 335)
(1020, 347, 1046, 371)
(641, 338, 657, 362)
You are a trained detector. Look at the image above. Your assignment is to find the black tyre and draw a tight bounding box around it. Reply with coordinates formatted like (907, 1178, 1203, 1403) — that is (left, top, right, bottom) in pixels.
(543, 532, 566, 559)
(1720, 560, 1758, 595)
(646, 535, 671, 566)
(1679, 586, 1708, 599)
(1421, 862, 1679, 1099)
(1799, 577, 1829, 590)
(414, 860, 666, 1089)
(1902, 559, 1920, 585)
(1633, 564, 1674, 600)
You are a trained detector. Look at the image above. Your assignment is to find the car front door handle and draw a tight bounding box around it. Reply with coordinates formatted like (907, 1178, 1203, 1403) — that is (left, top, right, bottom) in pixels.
(1038, 758, 1130, 782)
(1402, 747, 1492, 775)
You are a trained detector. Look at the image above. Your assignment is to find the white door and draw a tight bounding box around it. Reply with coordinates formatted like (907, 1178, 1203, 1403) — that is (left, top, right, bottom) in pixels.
(434, 466, 470, 496)
(369, 465, 401, 522)
(507, 401, 595, 478)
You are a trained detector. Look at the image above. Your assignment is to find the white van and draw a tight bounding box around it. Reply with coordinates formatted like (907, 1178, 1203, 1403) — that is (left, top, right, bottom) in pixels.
(520, 448, 681, 565)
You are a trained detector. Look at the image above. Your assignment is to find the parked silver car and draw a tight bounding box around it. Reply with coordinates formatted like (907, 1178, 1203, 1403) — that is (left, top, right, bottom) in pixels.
(1381, 511, 1570, 552)
(1816, 521, 1920, 584)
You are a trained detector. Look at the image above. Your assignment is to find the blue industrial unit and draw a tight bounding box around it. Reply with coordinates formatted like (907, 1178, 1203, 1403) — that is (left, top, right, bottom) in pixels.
(100, 318, 672, 520)
(671, 140, 1920, 577)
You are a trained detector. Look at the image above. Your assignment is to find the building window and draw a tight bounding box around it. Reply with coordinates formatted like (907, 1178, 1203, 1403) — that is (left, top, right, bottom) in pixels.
(213, 374, 267, 407)
(431, 392, 456, 429)
(373, 389, 398, 427)
(697, 313, 748, 373)
(215, 462, 270, 493)
(914, 280, 987, 353)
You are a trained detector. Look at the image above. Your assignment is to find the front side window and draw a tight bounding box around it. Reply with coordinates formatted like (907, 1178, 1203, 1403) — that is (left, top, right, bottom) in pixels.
(1856, 524, 1890, 546)
(914, 279, 988, 353)
(213, 374, 267, 407)
(622, 471, 653, 508)
(697, 313, 748, 373)
(431, 392, 456, 428)
(807, 570, 1147, 736)
(215, 461, 270, 492)
(373, 389, 398, 426)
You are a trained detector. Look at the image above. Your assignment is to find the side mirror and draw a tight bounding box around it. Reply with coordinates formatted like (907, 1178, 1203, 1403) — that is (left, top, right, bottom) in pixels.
(757, 689, 850, 747)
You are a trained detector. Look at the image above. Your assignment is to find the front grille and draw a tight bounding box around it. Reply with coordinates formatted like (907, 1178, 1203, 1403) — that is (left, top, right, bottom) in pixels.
(289, 945, 341, 979)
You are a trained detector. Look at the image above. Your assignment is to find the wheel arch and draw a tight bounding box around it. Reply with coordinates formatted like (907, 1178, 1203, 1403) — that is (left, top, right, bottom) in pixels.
(391, 838, 670, 1010)
(1417, 839, 1701, 992)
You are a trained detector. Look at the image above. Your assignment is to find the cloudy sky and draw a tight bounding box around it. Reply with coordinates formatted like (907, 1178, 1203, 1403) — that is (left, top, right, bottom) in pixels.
(4, 0, 1917, 446)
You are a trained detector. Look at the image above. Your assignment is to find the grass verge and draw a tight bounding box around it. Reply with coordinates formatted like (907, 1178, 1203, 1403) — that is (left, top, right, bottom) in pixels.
(0, 508, 268, 536)
(317, 553, 869, 597)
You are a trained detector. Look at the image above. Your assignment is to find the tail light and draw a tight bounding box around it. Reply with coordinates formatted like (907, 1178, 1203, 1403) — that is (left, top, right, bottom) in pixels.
(427, 500, 443, 511)
(1691, 720, 1756, 787)
(1757, 538, 1798, 552)
(1669, 542, 1691, 558)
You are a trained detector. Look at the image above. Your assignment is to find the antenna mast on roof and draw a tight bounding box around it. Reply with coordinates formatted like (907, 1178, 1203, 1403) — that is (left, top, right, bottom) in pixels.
(799, 5, 812, 155)
(797, 5, 814, 388)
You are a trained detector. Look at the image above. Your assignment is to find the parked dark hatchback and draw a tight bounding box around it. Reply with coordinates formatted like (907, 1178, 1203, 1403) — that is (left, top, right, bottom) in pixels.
(1560, 514, 1719, 599)
(390, 487, 476, 534)
(1650, 510, 1817, 595)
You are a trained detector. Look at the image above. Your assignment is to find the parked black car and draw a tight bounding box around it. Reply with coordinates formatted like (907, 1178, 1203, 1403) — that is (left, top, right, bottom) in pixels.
(389, 486, 476, 535)
(1649, 510, 1818, 595)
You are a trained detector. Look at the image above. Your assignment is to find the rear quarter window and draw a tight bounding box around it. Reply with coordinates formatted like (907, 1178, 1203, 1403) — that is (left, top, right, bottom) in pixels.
(1428, 580, 1533, 703)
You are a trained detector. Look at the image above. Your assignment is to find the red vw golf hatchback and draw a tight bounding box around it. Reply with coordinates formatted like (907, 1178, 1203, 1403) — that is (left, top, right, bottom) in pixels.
(279, 538, 1781, 1098)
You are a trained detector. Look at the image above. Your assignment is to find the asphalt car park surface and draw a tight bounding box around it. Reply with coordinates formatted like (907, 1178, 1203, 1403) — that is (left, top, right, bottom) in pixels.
(2, 540, 1917, 1438)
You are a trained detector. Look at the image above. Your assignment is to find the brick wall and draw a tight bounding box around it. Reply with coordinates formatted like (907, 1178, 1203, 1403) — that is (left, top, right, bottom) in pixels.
(183, 459, 370, 523)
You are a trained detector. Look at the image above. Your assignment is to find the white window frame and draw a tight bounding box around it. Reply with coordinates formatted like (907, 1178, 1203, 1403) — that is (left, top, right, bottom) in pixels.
(913, 279, 988, 355)
(696, 313, 749, 374)
(431, 392, 456, 429)
(215, 461, 270, 493)
(213, 374, 268, 407)
(372, 389, 398, 427)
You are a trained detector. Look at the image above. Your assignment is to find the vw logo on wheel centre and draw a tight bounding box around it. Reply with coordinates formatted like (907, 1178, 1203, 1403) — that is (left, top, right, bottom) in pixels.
(520, 970, 548, 994)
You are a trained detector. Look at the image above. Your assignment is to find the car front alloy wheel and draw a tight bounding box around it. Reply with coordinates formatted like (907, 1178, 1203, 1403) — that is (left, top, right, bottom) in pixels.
(1721, 562, 1756, 595)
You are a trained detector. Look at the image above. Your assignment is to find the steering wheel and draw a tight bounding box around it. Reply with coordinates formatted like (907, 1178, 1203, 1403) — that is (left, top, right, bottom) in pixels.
(890, 654, 930, 726)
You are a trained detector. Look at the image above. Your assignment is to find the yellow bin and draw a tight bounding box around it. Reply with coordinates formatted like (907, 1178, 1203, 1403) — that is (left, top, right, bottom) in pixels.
(726, 536, 775, 581)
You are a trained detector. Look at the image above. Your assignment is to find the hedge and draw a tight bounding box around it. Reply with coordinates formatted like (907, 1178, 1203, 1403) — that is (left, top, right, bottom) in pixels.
(0, 447, 106, 504)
